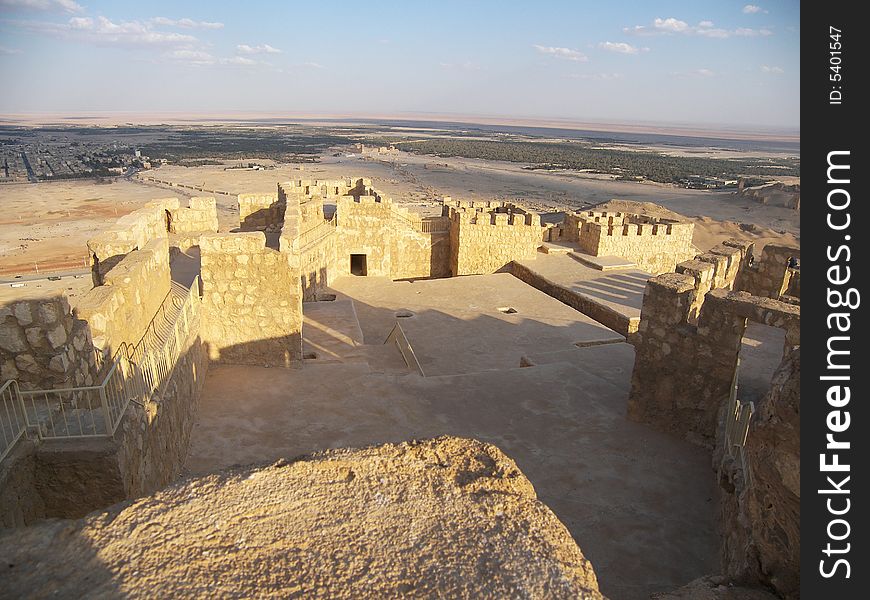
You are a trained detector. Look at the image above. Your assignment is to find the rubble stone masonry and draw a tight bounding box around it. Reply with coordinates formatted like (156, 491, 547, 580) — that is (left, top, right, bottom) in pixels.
(238, 192, 284, 231)
(447, 204, 543, 276)
(736, 244, 801, 300)
(168, 196, 219, 235)
(0, 295, 97, 391)
(627, 272, 799, 447)
(75, 238, 171, 355)
(87, 198, 176, 285)
(199, 232, 303, 366)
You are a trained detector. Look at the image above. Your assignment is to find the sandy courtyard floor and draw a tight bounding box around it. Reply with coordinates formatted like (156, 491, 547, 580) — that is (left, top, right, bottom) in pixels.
(185, 274, 719, 600)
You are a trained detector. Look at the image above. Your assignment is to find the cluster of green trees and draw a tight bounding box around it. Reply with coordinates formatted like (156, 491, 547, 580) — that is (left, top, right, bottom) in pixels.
(395, 139, 799, 183)
(141, 128, 347, 163)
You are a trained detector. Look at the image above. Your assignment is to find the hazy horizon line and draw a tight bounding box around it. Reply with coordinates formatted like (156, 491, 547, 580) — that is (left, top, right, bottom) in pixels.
(0, 110, 800, 142)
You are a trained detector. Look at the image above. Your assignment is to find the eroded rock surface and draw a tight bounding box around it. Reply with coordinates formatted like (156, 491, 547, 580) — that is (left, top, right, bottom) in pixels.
(0, 436, 603, 599)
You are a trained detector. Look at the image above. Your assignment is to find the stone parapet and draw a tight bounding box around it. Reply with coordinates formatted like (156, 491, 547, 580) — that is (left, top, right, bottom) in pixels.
(199, 232, 302, 366)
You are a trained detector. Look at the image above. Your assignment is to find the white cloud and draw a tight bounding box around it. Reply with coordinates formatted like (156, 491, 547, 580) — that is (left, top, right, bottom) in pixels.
(761, 65, 784, 73)
(0, 45, 24, 54)
(0, 0, 83, 13)
(598, 41, 647, 55)
(696, 68, 715, 77)
(221, 56, 257, 66)
(165, 49, 215, 65)
(236, 43, 282, 55)
(696, 25, 730, 39)
(149, 17, 224, 30)
(302, 61, 324, 69)
(626, 17, 773, 39)
(743, 5, 767, 14)
(22, 15, 200, 47)
(533, 45, 588, 62)
(654, 17, 690, 32)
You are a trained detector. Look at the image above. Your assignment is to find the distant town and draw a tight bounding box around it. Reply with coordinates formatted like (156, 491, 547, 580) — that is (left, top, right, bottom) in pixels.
(0, 122, 799, 188)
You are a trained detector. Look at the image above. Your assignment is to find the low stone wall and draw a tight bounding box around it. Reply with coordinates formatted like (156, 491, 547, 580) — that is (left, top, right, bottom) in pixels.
(627, 274, 800, 447)
(238, 192, 284, 230)
(75, 238, 171, 354)
(737, 244, 800, 299)
(510, 261, 636, 337)
(3, 335, 208, 523)
(1, 294, 97, 391)
(718, 347, 800, 599)
(87, 198, 176, 285)
(200, 232, 303, 366)
(169, 196, 219, 235)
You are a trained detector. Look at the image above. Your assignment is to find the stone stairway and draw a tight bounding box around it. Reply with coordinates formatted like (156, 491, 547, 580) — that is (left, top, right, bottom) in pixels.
(302, 295, 410, 374)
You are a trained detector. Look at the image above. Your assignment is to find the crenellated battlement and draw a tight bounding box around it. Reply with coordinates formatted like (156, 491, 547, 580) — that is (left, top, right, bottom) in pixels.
(561, 208, 695, 274)
(279, 178, 374, 199)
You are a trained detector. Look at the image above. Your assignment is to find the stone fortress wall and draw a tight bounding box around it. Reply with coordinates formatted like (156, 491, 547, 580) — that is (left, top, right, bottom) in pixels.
(238, 192, 284, 231)
(76, 238, 171, 356)
(1, 195, 219, 525)
(445, 200, 543, 276)
(563, 210, 696, 274)
(0, 295, 97, 392)
(169, 196, 220, 235)
(199, 232, 303, 366)
(626, 236, 801, 599)
(86, 198, 175, 285)
(735, 243, 801, 300)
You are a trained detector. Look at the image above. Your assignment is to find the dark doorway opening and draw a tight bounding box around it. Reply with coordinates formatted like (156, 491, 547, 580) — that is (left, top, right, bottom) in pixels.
(350, 254, 368, 276)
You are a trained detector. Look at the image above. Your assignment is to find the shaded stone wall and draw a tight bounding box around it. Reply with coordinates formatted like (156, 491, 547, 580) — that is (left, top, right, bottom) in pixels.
(564, 211, 696, 274)
(448, 207, 543, 276)
(75, 238, 171, 355)
(627, 274, 800, 447)
(199, 232, 303, 366)
(0, 440, 46, 528)
(168, 196, 219, 235)
(718, 347, 800, 599)
(297, 232, 338, 301)
(1, 294, 98, 391)
(238, 192, 284, 230)
(390, 226, 451, 280)
(736, 244, 801, 300)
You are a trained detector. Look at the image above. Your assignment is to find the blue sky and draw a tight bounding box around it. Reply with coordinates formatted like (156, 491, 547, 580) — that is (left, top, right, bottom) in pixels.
(0, 1, 800, 129)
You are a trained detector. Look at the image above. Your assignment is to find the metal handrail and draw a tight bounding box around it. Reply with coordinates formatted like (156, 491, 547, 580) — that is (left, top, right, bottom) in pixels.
(722, 357, 755, 486)
(11, 276, 200, 443)
(0, 380, 27, 462)
(384, 321, 425, 377)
